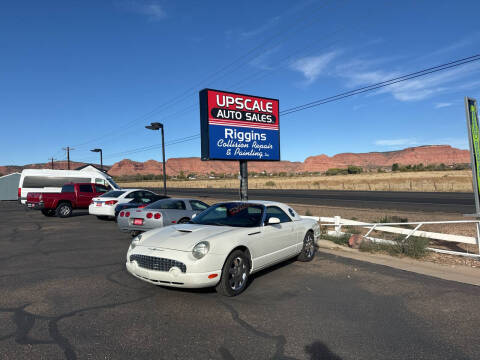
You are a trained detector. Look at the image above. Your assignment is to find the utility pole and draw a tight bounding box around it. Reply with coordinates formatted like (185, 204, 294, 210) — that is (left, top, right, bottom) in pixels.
(91, 148, 103, 170)
(49, 157, 55, 169)
(62, 147, 74, 170)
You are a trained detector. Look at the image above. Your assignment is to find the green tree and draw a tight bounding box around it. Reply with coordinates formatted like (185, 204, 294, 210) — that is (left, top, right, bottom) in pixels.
(347, 165, 363, 174)
(392, 163, 400, 172)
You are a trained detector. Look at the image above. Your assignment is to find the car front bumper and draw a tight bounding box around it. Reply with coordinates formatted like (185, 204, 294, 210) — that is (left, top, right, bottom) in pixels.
(126, 246, 223, 288)
(126, 261, 221, 288)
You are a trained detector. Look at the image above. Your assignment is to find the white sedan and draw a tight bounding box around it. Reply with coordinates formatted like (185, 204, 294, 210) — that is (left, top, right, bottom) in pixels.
(89, 189, 157, 219)
(126, 201, 320, 296)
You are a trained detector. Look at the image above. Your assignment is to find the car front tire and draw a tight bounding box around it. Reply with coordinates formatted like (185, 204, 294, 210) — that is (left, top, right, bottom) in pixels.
(216, 250, 250, 297)
(297, 231, 316, 262)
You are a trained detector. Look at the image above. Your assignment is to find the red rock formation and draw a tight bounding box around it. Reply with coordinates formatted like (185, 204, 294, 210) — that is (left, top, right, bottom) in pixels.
(2, 145, 470, 177)
(302, 145, 470, 172)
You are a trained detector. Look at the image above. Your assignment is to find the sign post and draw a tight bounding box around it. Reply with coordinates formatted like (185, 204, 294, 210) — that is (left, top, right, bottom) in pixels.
(465, 97, 480, 214)
(465, 96, 480, 254)
(199, 89, 280, 201)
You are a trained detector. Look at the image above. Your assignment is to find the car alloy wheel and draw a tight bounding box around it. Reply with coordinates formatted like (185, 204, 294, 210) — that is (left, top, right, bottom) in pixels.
(304, 233, 315, 258)
(229, 256, 248, 291)
(216, 249, 250, 296)
(297, 231, 316, 262)
(60, 206, 70, 216)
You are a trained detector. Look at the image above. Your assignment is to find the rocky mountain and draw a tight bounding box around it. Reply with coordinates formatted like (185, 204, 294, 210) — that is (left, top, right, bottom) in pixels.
(2, 145, 470, 177)
(302, 145, 470, 172)
(107, 145, 470, 176)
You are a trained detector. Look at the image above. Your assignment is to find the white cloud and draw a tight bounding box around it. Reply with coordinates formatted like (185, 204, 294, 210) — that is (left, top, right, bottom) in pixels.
(375, 138, 418, 146)
(290, 52, 338, 84)
(118, 1, 166, 21)
(241, 16, 280, 38)
(338, 60, 480, 102)
(435, 102, 453, 108)
(249, 46, 281, 70)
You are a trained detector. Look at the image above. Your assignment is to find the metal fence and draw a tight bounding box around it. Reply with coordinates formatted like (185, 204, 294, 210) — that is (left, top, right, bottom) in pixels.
(320, 216, 480, 258)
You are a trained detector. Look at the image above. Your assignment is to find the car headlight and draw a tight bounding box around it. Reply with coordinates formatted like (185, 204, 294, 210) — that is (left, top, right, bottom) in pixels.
(130, 234, 142, 250)
(192, 241, 209, 259)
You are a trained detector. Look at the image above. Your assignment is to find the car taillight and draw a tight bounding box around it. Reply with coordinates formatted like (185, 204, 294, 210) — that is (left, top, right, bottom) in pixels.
(146, 212, 153, 219)
(125, 211, 130, 217)
(120, 211, 124, 217)
(138, 204, 147, 208)
(105, 200, 118, 205)
(18, 188, 21, 198)
(154, 213, 161, 219)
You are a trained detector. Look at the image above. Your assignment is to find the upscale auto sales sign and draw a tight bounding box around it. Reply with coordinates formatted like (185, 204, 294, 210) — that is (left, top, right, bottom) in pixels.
(199, 89, 280, 161)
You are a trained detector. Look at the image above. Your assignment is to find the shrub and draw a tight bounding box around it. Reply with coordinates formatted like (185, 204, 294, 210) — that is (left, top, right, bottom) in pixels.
(305, 209, 313, 216)
(322, 233, 351, 245)
(265, 181, 276, 187)
(359, 236, 429, 259)
(347, 165, 363, 174)
(325, 168, 348, 176)
(376, 215, 408, 224)
(392, 163, 400, 172)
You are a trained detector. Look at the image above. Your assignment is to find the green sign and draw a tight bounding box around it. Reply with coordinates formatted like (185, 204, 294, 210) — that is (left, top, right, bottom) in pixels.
(465, 97, 480, 214)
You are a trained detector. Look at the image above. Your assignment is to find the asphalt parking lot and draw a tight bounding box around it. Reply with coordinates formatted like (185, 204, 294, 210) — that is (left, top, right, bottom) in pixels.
(1, 201, 480, 360)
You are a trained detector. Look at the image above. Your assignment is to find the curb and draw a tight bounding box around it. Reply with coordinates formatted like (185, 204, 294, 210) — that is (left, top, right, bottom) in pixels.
(316, 238, 480, 287)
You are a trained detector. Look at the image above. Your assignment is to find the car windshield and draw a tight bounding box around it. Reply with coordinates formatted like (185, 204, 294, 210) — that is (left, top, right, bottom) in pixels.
(190, 203, 263, 227)
(145, 199, 184, 210)
(107, 177, 121, 190)
(100, 190, 125, 198)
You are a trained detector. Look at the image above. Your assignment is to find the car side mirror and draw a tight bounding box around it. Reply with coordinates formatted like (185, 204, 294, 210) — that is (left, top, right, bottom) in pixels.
(267, 217, 280, 225)
(192, 213, 197, 218)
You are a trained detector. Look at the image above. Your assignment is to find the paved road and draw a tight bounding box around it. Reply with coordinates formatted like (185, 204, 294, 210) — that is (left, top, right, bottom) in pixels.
(1, 201, 480, 359)
(148, 187, 476, 214)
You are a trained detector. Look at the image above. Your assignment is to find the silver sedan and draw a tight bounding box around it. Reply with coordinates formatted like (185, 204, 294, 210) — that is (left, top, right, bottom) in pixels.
(117, 198, 209, 236)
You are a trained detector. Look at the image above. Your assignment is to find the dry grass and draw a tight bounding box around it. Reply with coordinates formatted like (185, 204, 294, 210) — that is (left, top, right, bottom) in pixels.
(119, 170, 473, 192)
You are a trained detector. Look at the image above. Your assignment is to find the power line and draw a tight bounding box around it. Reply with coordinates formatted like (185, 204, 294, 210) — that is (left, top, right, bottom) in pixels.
(280, 54, 480, 115)
(82, 53, 480, 162)
(71, 0, 343, 149)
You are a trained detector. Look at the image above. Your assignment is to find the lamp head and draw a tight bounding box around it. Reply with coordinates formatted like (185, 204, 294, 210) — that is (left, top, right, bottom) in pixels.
(146, 122, 163, 130)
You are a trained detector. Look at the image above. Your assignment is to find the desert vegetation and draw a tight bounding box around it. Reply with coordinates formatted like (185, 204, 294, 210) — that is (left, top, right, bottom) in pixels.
(117, 170, 473, 192)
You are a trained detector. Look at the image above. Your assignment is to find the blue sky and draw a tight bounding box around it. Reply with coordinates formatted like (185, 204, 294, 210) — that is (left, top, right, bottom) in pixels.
(1, 0, 480, 165)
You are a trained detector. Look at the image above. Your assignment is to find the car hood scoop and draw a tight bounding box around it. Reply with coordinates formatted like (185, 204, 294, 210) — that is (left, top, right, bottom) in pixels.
(138, 224, 232, 251)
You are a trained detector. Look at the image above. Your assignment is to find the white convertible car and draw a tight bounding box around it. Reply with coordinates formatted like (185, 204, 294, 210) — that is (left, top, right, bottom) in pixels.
(126, 201, 320, 296)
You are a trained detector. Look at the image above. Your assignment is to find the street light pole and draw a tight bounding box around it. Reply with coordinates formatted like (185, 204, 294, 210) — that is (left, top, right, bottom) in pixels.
(160, 125, 167, 195)
(91, 148, 103, 170)
(145, 122, 167, 196)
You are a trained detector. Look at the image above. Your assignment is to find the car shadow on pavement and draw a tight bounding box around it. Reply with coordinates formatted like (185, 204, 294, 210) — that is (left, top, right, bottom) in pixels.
(305, 341, 343, 360)
(69, 211, 90, 217)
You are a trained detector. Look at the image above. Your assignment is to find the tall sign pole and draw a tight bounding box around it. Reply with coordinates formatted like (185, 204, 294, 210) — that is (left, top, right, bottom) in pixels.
(199, 89, 280, 201)
(239, 160, 248, 200)
(465, 97, 480, 215)
(465, 96, 480, 255)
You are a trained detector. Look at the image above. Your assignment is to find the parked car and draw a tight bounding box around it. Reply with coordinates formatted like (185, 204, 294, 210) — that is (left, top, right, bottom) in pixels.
(18, 168, 120, 204)
(114, 194, 170, 218)
(117, 198, 209, 236)
(89, 189, 158, 219)
(126, 201, 320, 296)
(26, 183, 108, 217)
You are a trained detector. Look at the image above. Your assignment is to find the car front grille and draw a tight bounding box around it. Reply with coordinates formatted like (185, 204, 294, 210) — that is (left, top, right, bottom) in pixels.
(130, 254, 187, 273)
